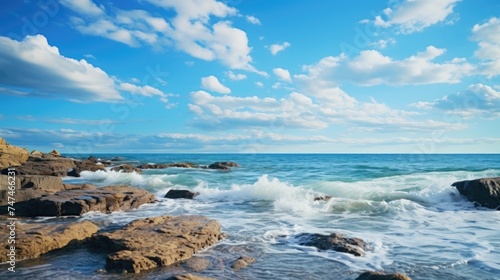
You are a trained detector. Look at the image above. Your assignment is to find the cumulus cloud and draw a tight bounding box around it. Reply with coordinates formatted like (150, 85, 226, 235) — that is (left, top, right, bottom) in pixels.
(59, 0, 105, 16)
(246, 15, 261, 25)
(0, 35, 122, 102)
(471, 17, 500, 77)
(201, 76, 231, 94)
(365, 0, 460, 34)
(255, 81, 264, 87)
(273, 68, 292, 82)
(119, 83, 169, 102)
(295, 46, 473, 86)
(226, 71, 247, 81)
(269, 42, 290, 55)
(413, 83, 500, 118)
(63, 0, 258, 71)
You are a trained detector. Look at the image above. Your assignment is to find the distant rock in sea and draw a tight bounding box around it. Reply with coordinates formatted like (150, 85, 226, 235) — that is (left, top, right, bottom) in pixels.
(111, 164, 142, 174)
(356, 271, 412, 280)
(165, 189, 200, 199)
(452, 177, 500, 209)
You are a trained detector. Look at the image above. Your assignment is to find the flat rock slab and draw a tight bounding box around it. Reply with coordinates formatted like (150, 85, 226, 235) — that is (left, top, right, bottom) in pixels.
(14, 185, 156, 217)
(92, 215, 225, 273)
(296, 233, 367, 257)
(452, 177, 500, 209)
(0, 220, 98, 263)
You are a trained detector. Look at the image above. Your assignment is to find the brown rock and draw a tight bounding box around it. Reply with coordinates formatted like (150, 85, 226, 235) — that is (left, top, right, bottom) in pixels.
(91, 215, 225, 273)
(167, 274, 216, 280)
(231, 256, 255, 270)
(30, 150, 43, 157)
(356, 271, 412, 280)
(12, 185, 156, 217)
(111, 164, 142, 174)
(0, 137, 30, 168)
(165, 189, 200, 199)
(0, 220, 98, 262)
(49, 150, 61, 156)
(3, 157, 76, 177)
(183, 257, 211, 272)
(452, 177, 500, 209)
(296, 233, 367, 257)
(0, 175, 65, 206)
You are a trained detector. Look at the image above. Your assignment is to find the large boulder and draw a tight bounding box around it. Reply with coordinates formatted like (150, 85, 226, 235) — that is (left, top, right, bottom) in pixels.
(452, 177, 500, 209)
(165, 189, 200, 199)
(295, 233, 367, 257)
(111, 164, 142, 174)
(0, 137, 30, 168)
(91, 215, 225, 273)
(356, 271, 412, 280)
(0, 220, 98, 263)
(12, 185, 156, 217)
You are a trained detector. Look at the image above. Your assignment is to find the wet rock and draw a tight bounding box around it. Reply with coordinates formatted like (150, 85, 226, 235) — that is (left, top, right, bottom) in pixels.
(207, 162, 238, 170)
(92, 215, 225, 273)
(13, 185, 156, 217)
(183, 257, 211, 272)
(165, 189, 200, 199)
(111, 164, 142, 174)
(0, 137, 30, 168)
(313, 195, 332, 201)
(452, 177, 500, 209)
(67, 168, 81, 177)
(231, 256, 255, 270)
(0, 220, 98, 262)
(296, 233, 367, 257)
(138, 162, 198, 169)
(356, 271, 412, 280)
(167, 274, 216, 280)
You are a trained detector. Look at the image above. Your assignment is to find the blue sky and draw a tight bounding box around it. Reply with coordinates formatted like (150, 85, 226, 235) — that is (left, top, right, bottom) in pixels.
(0, 0, 499, 154)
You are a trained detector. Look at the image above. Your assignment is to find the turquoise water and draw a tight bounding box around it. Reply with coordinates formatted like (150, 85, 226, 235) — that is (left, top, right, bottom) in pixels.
(2, 154, 500, 279)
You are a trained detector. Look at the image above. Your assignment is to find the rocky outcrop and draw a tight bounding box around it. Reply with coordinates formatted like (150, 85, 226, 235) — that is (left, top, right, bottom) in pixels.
(165, 189, 200, 199)
(2, 157, 76, 176)
(12, 185, 156, 217)
(207, 162, 238, 170)
(49, 150, 61, 157)
(0, 175, 65, 205)
(92, 215, 225, 273)
(167, 274, 216, 280)
(231, 256, 255, 270)
(356, 271, 412, 280)
(296, 233, 367, 257)
(0, 220, 98, 263)
(452, 177, 500, 209)
(138, 162, 197, 169)
(30, 150, 43, 157)
(0, 137, 30, 168)
(111, 164, 142, 174)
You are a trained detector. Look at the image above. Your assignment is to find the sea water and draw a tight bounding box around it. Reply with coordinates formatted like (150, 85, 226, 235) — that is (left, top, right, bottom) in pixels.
(1, 154, 499, 280)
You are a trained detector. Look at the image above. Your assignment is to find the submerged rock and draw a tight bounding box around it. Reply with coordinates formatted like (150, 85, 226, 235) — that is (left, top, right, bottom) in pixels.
(110, 164, 142, 174)
(231, 256, 255, 270)
(296, 233, 367, 257)
(165, 189, 200, 199)
(452, 177, 500, 209)
(182, 257, 211, 272)
(356, 271, 412, 280)
(13, 185, 156, 216)
(0, 220, 98, 262)
(92, 215, 225, 273)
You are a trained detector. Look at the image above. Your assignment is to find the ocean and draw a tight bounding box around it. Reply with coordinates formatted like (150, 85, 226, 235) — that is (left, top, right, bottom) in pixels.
(2, 154, 500, 280)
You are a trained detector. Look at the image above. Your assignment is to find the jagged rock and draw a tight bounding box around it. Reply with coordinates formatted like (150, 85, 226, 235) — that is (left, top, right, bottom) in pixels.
(207, 162, 238, 170)
(183, 257, 211, 272)
(12, 185, 156, 217)
(452, 177, 500, 209)
(166, 274, 216, 280)
(296, 233, 367, 257)
(231, 256, 255, 270)
(0, 137, 30, 168)
(0, 220, 98, 263)
(165, 189, 200, 199)
(49, 150, 61, 157)
(92, 215, 225, 273)
(356, 271, 412, 280)
(67, 168, 81, 177)
(111, 164, 142, 174)
(30, 150, 43, 157)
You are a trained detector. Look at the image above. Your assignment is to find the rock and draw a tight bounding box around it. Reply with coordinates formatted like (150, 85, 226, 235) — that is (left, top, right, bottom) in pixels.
(231, 256, 255, 270)
(91, 215, 225, 273)
(87, 156, 98, 163)
(314, 195, 332, 201)
(0, 137, 30, 168)
(183, 257, 211, 272)
(30, 150, 43, 157)
(356, 271, 412, 280)
(0, 220, 98, 262)
(49, 149, 61, 157)
(296, 233, 367, 257)
(166, 274, 216, 280)
(111, 164, 142, 174)
(67, 168, 81, 177)
(452, 177, 500, 209)
(165, 189, 200, 199)
(138, 162, 198, 169)
(12, 185, 156, 217)
(2, 157, 76, 177)
(207, 162, 238, 170)
(0, 175, 68, 206)
(74, 159, 107, 172)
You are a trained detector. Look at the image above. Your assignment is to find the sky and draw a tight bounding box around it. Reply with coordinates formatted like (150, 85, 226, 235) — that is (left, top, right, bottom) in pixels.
(0, 0, 499, 154)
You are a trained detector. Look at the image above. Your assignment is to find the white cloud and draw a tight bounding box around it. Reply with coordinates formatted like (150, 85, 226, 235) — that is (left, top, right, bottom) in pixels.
(246, 15, 261, 25)
(59, 0, 105, 16)
(269, 42, 290, 55)
(369, 38, 396, 49)
(295, 46, 473, 86)
(366, 0, 460, 34)
(63, 0, 258, 71)
(471, 17, 500, 77)
(201, 76, 231, 94)
(119, 83, 169, 102)
(413, 83, 500, 118)
(255, 81, 264, 87)
(226, 71, 247, 81)
(0, 35, 122, 102)
(273, 68, 292, 82)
